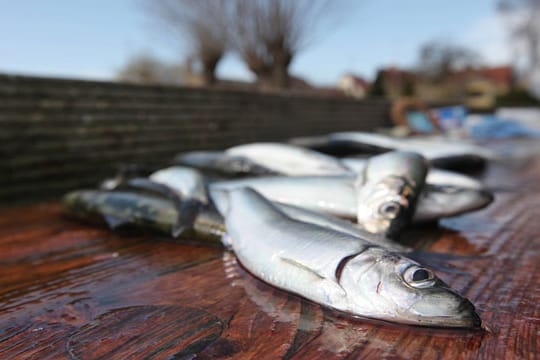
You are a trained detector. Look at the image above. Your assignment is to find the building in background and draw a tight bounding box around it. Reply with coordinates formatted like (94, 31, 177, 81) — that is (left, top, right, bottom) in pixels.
(338, 73, 370, 99)
(370, 65, 515, 110)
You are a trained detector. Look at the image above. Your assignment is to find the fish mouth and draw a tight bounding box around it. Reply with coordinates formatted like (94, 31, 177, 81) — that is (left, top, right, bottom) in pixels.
(414, 299, 482, 328)
(452, 298, 482, 328)
(477, 190, 495, 209)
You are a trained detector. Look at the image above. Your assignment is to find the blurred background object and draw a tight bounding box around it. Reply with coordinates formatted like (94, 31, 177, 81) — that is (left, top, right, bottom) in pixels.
(1, 0, 538, 101)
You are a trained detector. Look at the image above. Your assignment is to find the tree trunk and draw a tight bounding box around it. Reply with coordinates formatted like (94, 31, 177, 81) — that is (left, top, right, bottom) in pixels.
(269, 49, 291, 89)
(200, 55, 221, 86)
(201, 65, 217, 86)
(271, 64, 289, 89)
(255, 71, 275, 91)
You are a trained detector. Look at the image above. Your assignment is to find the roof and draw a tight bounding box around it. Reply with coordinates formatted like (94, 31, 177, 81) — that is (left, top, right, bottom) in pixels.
(451, 66, 514, 85)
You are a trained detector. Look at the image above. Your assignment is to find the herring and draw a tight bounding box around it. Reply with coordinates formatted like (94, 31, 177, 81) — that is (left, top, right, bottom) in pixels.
(225, 142, 350, 176)
(210, 188, 408, 253)
(62, 189, 225, 243)
(290, 132, 499, 170)
(64, 186, 407, 253)
(353, 152, 427, 236)
(211, 176, 493, 223)
(175, 147, 484, 190)
(149, 166, 209, 203)
(330, 132, 497, 160)
(63, 186, 468, 269)
(342, 158, 484, 190)
(174, 151, 278, 177)
(216, 187, 481, 328)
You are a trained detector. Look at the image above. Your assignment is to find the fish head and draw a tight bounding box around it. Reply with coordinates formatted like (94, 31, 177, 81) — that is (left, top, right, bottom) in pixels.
(339, 247, 481, 328)
(356, 175, 415, 237)
(415, 185, 494, 221)
(356, 152, 428, 237)
(364, 151, 428, 184)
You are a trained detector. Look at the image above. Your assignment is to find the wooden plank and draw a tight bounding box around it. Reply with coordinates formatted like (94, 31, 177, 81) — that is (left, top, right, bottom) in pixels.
(0, 144, 538, 359)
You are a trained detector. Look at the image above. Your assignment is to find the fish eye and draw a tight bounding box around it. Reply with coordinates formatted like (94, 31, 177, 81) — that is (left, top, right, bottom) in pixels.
(403, 266, 436, 288)
(378, 201, 401, 219)
(412, 269, 430, 281)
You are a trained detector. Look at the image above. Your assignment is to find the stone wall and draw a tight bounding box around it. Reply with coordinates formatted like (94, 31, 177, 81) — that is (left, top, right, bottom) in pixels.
(0, 74, 391, 204)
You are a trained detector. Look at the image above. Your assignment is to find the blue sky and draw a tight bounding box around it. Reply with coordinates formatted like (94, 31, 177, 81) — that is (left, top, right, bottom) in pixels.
(0, 0, 511, 85)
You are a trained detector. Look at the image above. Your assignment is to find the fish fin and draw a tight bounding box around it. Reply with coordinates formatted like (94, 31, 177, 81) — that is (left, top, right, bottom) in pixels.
(125, 178, 180, 200)
(279, 256, 326, 279)
(171, 199, 204, 238)
(104, 214, 128, 230)
(115, 177, 208, 238)
(279, 256, 346, 301)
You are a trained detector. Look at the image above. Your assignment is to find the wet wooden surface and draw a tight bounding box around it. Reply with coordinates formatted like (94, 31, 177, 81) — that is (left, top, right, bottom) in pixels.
(1, 149, 539, 359)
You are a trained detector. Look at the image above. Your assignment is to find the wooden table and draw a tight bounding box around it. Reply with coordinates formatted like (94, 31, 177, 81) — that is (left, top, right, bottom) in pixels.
(1, 147, 538, 359)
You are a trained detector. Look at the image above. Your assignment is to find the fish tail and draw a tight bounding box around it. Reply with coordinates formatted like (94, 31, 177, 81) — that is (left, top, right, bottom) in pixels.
(171, 198, 204, 238)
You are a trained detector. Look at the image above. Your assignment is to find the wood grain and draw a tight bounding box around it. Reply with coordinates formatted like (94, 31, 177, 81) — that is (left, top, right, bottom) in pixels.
(0, 149, 539, 359)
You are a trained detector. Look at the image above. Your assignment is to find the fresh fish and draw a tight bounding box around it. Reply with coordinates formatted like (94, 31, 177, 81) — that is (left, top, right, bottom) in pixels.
(342, 158, 484, 190)
(149, 166, 208, 203)
(225, 142, 351, 176)
(100, 163, 160, 190)
(106, 168, 208, 238)
(211, 176, 493, 223)
(290, 132, 499, 170)
(210, 188, 407, 253)
(62, 190, 225, 243)
(65, 184, 406, 253)
(176, 146, 484, 190)
(173, 151, 278, 177)
(414, 185, 494, 221)
(353, 152, 427, 236)
(212, 175, 357, 219)
(63, 187, 469, 275)
(215, 187, 481, 327)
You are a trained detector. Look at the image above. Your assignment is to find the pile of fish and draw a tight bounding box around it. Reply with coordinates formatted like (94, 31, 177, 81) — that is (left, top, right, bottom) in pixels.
(63, 134, 499, 328)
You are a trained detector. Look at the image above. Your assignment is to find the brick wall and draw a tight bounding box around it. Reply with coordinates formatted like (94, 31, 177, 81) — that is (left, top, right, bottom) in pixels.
(0, 74, 391, 204)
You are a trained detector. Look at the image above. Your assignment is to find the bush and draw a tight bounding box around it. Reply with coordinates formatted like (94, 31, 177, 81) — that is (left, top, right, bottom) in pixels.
(496, 88, 540, 107)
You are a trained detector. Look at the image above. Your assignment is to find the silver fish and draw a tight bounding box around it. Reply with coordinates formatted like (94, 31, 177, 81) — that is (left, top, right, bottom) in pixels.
(149, 166, 208, 203)
(353, 152, 427, 236)
(210, 188, 407, 253)
(290, 132, 499, 170)
(226, 142, 351, 176)
(342, 158, 484, 190)
(173, 151, 278, 176)
(332, 132, 498, 160)
(177, 145, 484, 191)
(211, 175, 493, 223)
(216, 187, 481, 327)
(414, 185, 494, 221)
(62, 189, 225, 243)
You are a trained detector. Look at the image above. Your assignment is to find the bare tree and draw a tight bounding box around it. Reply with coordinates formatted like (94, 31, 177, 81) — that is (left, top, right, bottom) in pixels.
(498, 0, 540, 78)
(417, 40, 481, 81)
(232, 0, 332, 90)
(116, 53, 185, 85)
(144, 0, 232, 86)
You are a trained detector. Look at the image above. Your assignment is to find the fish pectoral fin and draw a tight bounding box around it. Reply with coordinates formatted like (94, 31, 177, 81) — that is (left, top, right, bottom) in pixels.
(103, 214, 128, 230)
(278, 256, 347, 301)
(279, 256, 326, 280)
